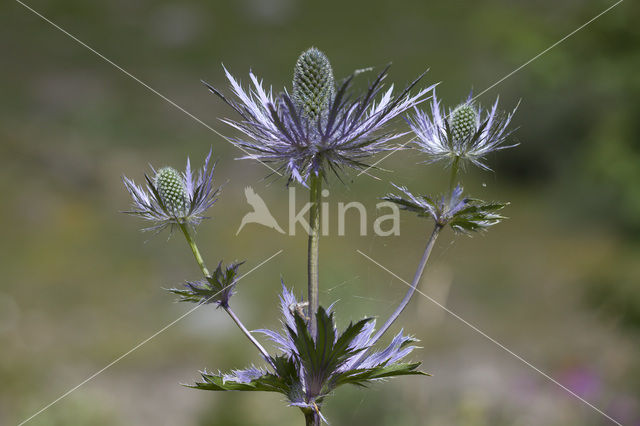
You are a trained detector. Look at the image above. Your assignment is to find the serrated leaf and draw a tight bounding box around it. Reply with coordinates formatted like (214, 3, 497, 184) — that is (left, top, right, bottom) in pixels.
(381, 194, 432, 217)
(332, 362, 429, 388)
(193, 371, 281, 393)
(168, 261, 244, 307)
(385, 184, 509, 233)
(449, 200, 508, 234)
(188, 285, 431, 419)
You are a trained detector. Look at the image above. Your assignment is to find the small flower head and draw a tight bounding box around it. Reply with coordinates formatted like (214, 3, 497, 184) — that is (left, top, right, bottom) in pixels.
(155, 167, 188, 216)
(123, 150, 219, 232)
(204, 47, 435, 185)
(408, 89, 518, 170)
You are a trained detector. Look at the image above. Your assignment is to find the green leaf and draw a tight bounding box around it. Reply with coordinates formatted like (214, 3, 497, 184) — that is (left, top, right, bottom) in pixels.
(192, 371, 281, 393)
(191, 356, 310, 410)
(381, 194, 434, 218)
(168, 261, 244, 306)
(330, 317, 371, 369)
(449, 200, 508, 233)
(314, 307, 337, 373)
(286, 306, 375, 397)
(332, 362, 429, 388)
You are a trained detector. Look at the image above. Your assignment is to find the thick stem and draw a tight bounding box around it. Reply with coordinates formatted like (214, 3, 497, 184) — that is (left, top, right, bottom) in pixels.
(224, 306, 275, 369)
(307, 174, 322, 338)
(352, 224, 442, 368)
(304, 410, 320, 426)
(178, 222, 210, 277)
(178, 222, 273, 367)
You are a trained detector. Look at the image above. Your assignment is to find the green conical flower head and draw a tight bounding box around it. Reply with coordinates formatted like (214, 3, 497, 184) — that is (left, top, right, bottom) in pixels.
(292, 47, 335, 121)
(450, 103, 478, 141)
(155, 167, 187, 216)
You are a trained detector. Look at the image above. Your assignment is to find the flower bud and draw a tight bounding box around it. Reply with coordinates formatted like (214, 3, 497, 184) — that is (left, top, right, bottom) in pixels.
(292, 47, 335, 121)
(155, 167, 187, 216)
(450, 103, 478, 142)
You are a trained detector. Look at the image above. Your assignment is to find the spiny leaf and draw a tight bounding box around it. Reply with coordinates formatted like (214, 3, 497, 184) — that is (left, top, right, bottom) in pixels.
(332, 362, 429, 388)
(168, 261, 244, 307)
(193, 371, 281, 393)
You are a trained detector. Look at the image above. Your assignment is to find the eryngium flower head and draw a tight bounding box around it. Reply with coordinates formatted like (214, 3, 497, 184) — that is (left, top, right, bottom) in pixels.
(204, 47, 435, 185)
(383, 184, 508, 233)
(123, 150, 218, 232)
(408, 89, 518, 170)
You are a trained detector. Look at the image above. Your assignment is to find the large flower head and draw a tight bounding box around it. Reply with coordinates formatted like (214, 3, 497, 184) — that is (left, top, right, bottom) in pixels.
(205, 47, 435, 185)
(408, 89, 518, 170)
(123, 150, 219, 232)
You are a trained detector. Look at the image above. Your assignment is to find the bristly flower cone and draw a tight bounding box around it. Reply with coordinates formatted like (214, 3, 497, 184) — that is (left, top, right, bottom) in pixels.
(292, 47, 335, 121)
(450, 103, 478, 141)
(155, 167, 187, 216)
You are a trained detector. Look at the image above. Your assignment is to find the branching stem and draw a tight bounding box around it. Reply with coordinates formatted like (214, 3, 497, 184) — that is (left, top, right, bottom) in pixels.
(178, 221, 274, 368)
(352, 224, 442, 368)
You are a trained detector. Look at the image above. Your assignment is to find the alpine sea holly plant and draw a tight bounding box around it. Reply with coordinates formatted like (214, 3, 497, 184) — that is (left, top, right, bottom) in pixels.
(122, 47, 517, 425)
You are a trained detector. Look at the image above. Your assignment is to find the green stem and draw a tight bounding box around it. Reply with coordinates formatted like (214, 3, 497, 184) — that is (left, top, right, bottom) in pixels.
(178, 221, 273, 367)
(352, 224, 441, 368)
(448, 156, 460, 197)
(307, 174, 322, 338)
(178, 222, 210, 277)
(304, 410, 320, 426)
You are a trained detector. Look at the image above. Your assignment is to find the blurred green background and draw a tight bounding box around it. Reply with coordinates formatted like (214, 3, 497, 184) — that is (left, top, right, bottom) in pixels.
(2, 0, 639, 424)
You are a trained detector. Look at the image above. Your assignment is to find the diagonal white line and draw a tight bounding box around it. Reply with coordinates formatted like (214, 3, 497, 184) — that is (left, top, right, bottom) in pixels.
(472, 0, 624, 101)
(356, 137, 416, 177)
(356, 167, 382, 181)
(356, 249, 623, 426)
(355, 0, 624, 179)
(14, 0, 282, 177)
(18, 249, 283, 426)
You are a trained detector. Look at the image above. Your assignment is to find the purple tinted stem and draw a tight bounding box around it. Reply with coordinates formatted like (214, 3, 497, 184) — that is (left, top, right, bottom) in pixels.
(224, 306, 275, 369)
(353, 224, 441, 368)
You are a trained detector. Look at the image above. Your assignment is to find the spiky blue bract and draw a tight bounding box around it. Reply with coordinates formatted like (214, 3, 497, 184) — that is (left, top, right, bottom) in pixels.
(204, 50, 436, 185)
(408, 89, 518, 170)
(169, 261, 243, 308)
(191, 285, 427, 423)
(383, 184, 508, 233)
(122, 150, 219, 232)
